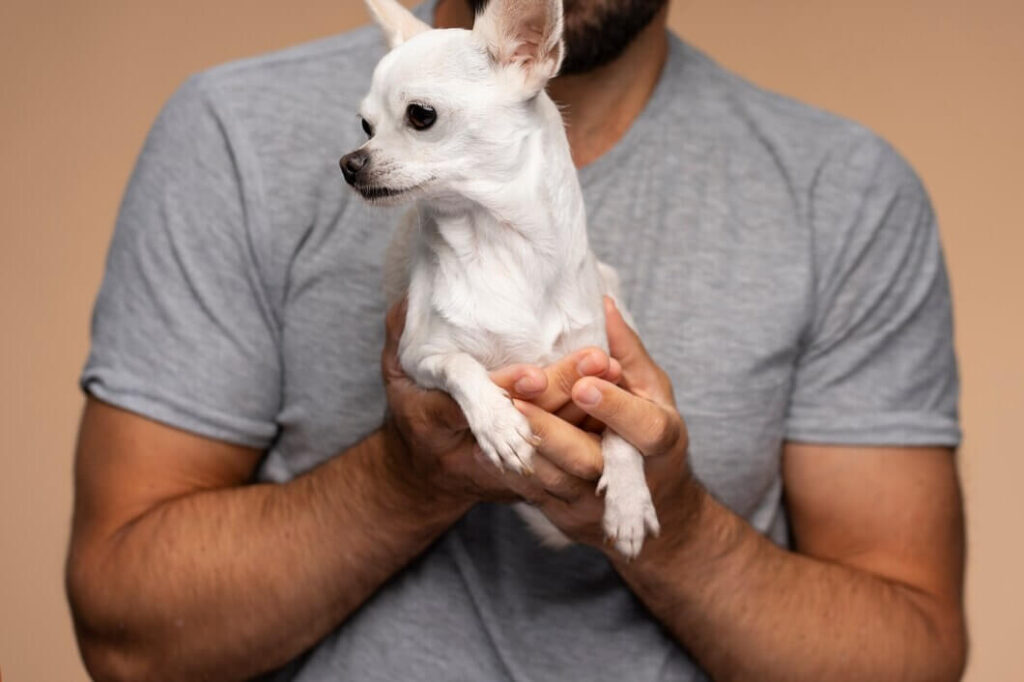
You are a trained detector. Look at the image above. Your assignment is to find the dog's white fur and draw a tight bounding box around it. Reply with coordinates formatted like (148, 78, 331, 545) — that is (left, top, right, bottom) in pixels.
(349, 0, 659, 557)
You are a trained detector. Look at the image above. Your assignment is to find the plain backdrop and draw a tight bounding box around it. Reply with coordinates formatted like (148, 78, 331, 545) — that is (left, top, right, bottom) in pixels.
(1, 0, 1022, 679)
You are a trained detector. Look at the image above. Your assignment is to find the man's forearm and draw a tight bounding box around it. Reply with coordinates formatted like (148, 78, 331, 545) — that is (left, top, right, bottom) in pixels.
(612, 481, 965, 682)
(68, 427, 469, 681)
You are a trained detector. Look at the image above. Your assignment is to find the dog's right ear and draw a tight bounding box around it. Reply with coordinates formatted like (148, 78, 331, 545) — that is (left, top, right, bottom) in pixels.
(473, 0, 564, 97)
(364, 0, 431, 50)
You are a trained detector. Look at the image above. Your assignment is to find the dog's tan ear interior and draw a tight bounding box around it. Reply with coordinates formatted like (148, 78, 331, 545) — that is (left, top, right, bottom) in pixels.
(364, 0, 431, 49)
(473, 0, 565, 95)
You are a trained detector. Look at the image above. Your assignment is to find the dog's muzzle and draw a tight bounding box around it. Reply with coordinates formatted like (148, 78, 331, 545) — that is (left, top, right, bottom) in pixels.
(339, 149, 369, 185)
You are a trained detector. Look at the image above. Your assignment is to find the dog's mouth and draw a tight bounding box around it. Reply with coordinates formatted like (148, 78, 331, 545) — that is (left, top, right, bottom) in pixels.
(354, 180, 429, 204)
(357, 184, 410, 200)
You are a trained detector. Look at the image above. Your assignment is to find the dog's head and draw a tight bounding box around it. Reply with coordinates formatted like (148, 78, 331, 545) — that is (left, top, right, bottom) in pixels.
(340, 0, 564, 205)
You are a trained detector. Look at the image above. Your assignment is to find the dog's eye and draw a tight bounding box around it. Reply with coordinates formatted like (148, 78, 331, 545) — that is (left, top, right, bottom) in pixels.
(406, 103, 437, 131)
(361, 117, 374, 138)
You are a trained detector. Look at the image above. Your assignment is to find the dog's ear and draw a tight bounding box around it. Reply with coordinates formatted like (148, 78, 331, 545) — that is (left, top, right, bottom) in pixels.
(364, 0, 431, 49)
(473, 0, 564, 96)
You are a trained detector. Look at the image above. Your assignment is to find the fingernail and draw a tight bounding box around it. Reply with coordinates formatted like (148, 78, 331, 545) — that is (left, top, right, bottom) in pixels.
(577, 353, 601, 376)
(514, 375, 542, 394)
(575, 382, 602, 407)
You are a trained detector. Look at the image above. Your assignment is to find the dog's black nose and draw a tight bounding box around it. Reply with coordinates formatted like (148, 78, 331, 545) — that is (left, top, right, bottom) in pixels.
(339, 150, 369, 185)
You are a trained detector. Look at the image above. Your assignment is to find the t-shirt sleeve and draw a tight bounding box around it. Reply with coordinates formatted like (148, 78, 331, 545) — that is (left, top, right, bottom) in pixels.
(81, 75, 281, 448)
(784, 136, 961, 447)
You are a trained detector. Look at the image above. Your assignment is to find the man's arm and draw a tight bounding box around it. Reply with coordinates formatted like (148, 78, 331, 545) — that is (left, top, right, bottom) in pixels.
(67, 398, 468, 681)
(516, 299, 967, 681)
(615, 444, 966, 682)
(67, 302, 621, 681)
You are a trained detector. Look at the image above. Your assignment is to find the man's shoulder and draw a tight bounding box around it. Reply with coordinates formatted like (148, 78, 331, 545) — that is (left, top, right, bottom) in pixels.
(671, 37, 928, 221)
(194, 24, 382, 105)
(169, 23, 386, 166)
(131, 23, 394, 310)
(674, 37, 880, 156)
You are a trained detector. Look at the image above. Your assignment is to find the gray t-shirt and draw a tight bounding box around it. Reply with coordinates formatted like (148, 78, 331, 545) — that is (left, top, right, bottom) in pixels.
(81, 7, 960, 681)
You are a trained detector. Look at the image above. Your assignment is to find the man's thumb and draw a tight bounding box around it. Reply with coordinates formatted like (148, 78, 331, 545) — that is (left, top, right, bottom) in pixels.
(604, 297, 647, 370)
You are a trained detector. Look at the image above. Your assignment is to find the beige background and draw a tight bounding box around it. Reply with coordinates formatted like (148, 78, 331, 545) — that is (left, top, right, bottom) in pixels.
(1, 0, 1021, 679)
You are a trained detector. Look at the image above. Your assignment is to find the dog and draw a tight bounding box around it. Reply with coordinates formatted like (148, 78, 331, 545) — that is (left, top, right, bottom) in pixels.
(340, 0, 659, 558)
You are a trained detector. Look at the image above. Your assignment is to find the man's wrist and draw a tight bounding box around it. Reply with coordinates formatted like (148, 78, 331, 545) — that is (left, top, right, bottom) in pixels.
(610, 474, 749, 583)
(375, 420, 474, 526)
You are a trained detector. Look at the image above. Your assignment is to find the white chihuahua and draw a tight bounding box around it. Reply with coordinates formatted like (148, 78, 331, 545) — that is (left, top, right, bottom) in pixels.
(340, 0, 659, 557)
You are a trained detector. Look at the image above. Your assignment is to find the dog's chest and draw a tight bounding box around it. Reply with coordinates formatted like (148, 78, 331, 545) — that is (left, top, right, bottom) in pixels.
(425, 248, 601, 369)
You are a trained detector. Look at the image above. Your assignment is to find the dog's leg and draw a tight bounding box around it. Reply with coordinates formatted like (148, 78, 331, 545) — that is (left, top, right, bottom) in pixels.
(412, 352, 536, 473)
(598, 432, 660, 559)
(399, 261, 535, 471)
(595, 261, 658, 556)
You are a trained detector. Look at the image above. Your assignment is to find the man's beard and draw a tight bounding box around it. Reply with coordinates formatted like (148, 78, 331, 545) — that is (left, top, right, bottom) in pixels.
(467, 0, 668, 75)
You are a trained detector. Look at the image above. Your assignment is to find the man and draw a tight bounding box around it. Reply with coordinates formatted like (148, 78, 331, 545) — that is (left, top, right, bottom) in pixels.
(67, 0, 967, 679)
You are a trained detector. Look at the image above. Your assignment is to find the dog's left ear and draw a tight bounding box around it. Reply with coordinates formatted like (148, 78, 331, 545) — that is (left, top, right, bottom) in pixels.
(364, 0, 431, 50)
(473, 0, 564, 97)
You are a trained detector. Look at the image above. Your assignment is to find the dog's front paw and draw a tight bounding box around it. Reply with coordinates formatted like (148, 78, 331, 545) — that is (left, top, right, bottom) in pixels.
(470, 398, 537, 474)
(598, 472, 660, 559)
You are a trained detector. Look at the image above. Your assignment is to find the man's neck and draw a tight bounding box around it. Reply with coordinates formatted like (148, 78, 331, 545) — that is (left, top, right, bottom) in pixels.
(433, 0, 669, 168)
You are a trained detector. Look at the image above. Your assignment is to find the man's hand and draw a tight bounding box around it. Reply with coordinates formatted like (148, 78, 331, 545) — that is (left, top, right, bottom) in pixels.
(380, 299, 622, 508)
(510, 297, 965, 680)
(510, 297, 700, 551)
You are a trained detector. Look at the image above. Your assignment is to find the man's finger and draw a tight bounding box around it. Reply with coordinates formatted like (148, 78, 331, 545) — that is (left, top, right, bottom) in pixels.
(386, 377, 468, 432)
(603, 297, 650, 374)
(603, 297, 672, 404)
(491, 364, 548, 400)
(493, 351, 622, 422)
(552, 402, 588, 428)
(527, 455, 593, 503)
(514, 399, 603, 480)
(384, 298, 408, 352)
(418, 387, 468, 431)
(571, 377, 683, 457)
(382, 299, 410, 382)
(551, 403, 609, 433)
(479, 451, 547, 504)
(532, 347, 618, 413)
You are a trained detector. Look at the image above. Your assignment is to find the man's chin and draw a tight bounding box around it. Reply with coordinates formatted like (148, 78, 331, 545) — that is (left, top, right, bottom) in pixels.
(558, 0, 669, 75)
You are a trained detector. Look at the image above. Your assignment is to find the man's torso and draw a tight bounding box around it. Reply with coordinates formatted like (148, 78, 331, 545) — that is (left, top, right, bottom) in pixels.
(86, 7, 955, 678)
